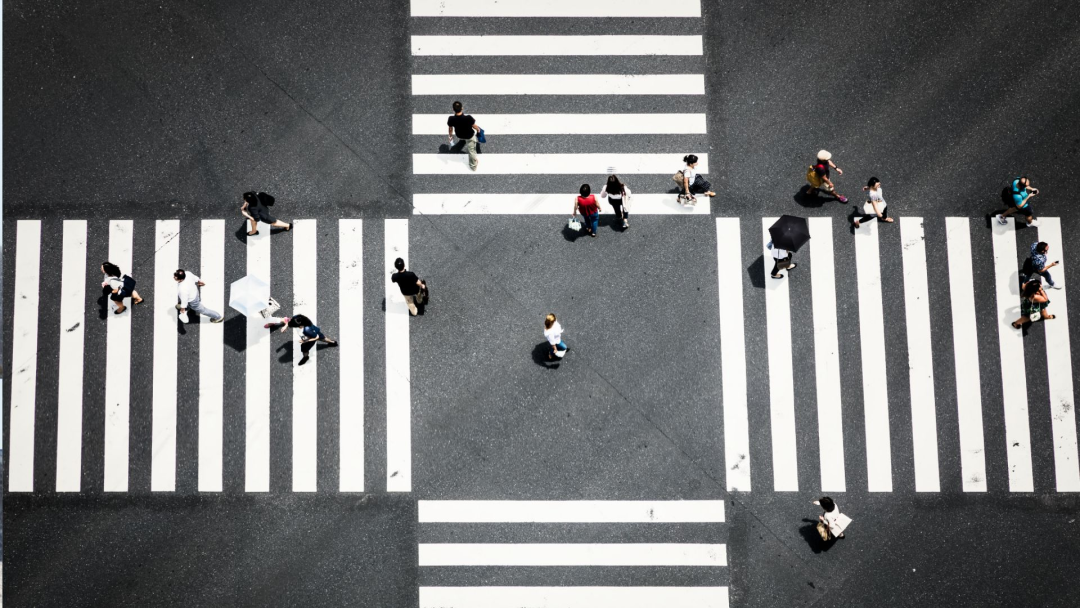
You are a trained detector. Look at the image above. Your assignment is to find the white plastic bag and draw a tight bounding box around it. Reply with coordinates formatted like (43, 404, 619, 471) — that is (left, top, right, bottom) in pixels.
(568, 216, 582, 232)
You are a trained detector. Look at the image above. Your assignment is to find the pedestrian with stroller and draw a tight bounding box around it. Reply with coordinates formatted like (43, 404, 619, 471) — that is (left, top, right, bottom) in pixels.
(1012, 280, 1055, 328)
(813, 497, 852, 541)
(241, 191, 292, 236)
(101, 262, 143, 315)
(677, 154, 716, 203)
(391, 258, 426, 316)
(806, 150, 848, 203)
(573, 184, 601, 237)
(1028, 242, 1062, 289)
(601, 174, 631, 230)
(447, 100, 481, 171)
(853, 177, 894, 228)
(174, 269, 224, 323)
(995, 177, 1039, 227)
(544, 314, 568, 361)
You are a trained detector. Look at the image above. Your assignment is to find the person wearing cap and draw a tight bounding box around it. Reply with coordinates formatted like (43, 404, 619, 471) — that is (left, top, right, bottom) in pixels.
(806, 150, 848, 203)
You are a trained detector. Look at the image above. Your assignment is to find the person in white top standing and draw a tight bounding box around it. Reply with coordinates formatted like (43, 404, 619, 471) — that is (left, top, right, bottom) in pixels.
(174, 269, 223, 323)
(853, 177, 894, 228)
(600, 174, 632, 230)
(544, 313, 568, 361)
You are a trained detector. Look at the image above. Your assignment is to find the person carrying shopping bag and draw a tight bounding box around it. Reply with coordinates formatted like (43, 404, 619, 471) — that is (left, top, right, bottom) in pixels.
(813, 497, 852, 541)
(675, 154, 716, 204)
(573, 184, 601, 237)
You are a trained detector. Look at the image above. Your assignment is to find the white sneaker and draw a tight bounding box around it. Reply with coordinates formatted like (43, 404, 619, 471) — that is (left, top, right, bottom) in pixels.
(995, 214, 1007, 225)
(1028, 219, 1040, 227)
(1050, 284, 1063, 290)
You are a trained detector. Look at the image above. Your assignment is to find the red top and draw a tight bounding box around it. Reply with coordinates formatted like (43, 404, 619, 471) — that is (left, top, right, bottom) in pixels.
(576, 195, 598, 215)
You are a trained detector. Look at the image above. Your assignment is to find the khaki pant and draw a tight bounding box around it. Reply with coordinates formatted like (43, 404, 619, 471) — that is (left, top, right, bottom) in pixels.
(462, 133, 478, 170)
(403, 294, 418, 316)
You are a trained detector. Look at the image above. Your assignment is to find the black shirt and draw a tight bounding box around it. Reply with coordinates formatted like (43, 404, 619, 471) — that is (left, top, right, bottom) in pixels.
(447, 114, 476, 140)
(392, 271, 421, 296)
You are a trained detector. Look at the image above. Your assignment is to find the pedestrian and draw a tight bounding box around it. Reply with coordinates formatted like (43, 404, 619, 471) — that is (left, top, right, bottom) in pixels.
(447, 100, 481, 172)
(995, 177, 1039, 227)
(298, 321, 337, 358)
(812, 497, 852, 540)
(677, 154, 716, 203)
(1028, 242, 1063, 289)
(173, 269, 224, 323)
(1012, 280, 1055, 328)
(768, 241, 797, 279)
(853, 177, 894, 228)
(264, 313, 313, 332)
(101, 262, 143, 315)
(241, 191, 292, 236)
(573, 184, 601, 237)
(391, 258, 426, 316)
(805, 150, 848, 203)
(544, 314, 568, 361)
(601, 174, 631, 229)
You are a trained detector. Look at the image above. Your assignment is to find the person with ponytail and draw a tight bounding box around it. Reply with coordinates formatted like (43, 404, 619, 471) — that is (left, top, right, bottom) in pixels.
(680, 154, 716, 200)
(601, 174, 631, 230)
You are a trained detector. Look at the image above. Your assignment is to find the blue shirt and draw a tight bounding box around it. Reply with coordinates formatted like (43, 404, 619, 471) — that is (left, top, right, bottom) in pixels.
(1011, 179, 1030, 207)
(1031, 243, 1048, 271)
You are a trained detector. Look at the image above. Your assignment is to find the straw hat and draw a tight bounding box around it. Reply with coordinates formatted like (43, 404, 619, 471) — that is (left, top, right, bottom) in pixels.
(817, 150, 832, 161)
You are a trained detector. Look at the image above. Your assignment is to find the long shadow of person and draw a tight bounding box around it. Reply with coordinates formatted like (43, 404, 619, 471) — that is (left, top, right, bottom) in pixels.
(747, 255, 766, 289)
(793, 185, 826, 209)
(798, 518, 833, 554)
(532, 342, 561, 368)
(98, 286, 112, 320)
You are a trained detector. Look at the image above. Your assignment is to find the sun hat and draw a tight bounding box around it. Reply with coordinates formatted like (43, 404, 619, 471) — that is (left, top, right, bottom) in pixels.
(817, 150, 832, 161)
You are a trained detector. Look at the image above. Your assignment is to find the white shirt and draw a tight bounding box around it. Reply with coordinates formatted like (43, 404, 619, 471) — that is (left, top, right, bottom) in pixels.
(683, 164, 697, 185)
(600, 184, 631, 200)
(822, 505, 853, 536)
(104, 275, 124, 292)
(770, 246, 789, 260)
(176, 272, 202, 306)
(544, 322, 563, 346)
(867, 187, 885, 206)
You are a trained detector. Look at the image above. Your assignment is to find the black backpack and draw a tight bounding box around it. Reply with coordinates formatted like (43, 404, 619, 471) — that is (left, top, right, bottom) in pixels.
(121, 275, 137, 295)
(1000, 178, 1020, 205)
(256, 192, 275, 207)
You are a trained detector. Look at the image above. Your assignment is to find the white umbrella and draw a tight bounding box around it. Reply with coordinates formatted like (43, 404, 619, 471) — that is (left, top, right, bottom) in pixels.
(229, 275, 270, 317)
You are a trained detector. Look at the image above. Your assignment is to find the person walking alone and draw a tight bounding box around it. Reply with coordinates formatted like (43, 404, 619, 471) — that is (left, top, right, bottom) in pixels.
(768, 242, 797, 279)
(1028, 241, 1062, 289)
(174, 269, 224, 323)
(806, 150, 848, 203)
(812, 497, 852, 540)
(447, 100, 481, 172)
(544, 314, 568, 361)
(853, 177, 894, 228)
(101, 262, 143, 315)
(241, 191, 292, 236)
(391, 258, 426, 316)
(995, 176, 1039, 227)
(1012, 280, 1055, 328)
(601, 174, 631, 230)
(678, 154, 716, 202)
(573, 184, 601, 237)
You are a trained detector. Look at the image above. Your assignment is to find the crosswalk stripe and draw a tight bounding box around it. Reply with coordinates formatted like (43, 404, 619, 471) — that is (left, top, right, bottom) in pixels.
(418, 587, 730, 608)
(762, 218, 798, 492)
(412, 113, 708, 135)
(56, 220, 88, 491)
(246, 231, 272, 492)
(414, 153, 706, 175)
(412, 74, 705, 96)
(292, 220, 319, 491)
(410, 0, 703, 18)
(198, 220, 225, 492)
(991, 219, 1034, 492)
(716, 219, 750, 491)
(945, 218, 987, 491)
(9, 220, 42, 492)
(413, 193, 710, 215)
(339, 220, 365, 492)
(808, 218, 846, 492)
(854, 220, 893, 492)
(385, 219, 412, 492)
(419, 500, 725, 523)
(412, 35, 704, 56)
(1036, 218, 1080, 491)
(151, 220, 181, 491)
(900, 218, 941, 492)
(104, 221, 134, 492)
(418, 543, 727, 567)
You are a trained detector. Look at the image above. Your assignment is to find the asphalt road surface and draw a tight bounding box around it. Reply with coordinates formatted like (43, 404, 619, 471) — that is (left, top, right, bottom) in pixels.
(4, 1, 1080, 606)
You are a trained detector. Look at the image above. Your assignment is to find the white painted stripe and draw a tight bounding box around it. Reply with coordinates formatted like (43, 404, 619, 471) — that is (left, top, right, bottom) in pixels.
(385, 219, 412, 492)
(198, 220, 225, 492)
(339, 219, 365, 492)
(412, 35, 703, 56)
(151, 220, 180, 492)
(716, 219, 750, 491)
(854, 220, 892, 491)
(808, 218, 845, 492)
(419, 587, 730, 608)
(414, 153, 706, 175)
(246, 231, 272, 492)
(104, 221, 134, 492)
(1037, 218, 1080, 491)
(412, 113, 708, 135)
(419, 544, 726, 567)
(413, 74, 705, 96)
(762, 218, 798, 492)
(414, 193, 710, 215)
(56, 220, 87, 492)
(944, 218, 987, 492)
(991, 218, 1034, 492)
(411, 0, 703, 18)
(9, 220, 41, 492)
(292, 220, 318, 492)
(419, 500, 725, 523)
(900, 218, 941, 492)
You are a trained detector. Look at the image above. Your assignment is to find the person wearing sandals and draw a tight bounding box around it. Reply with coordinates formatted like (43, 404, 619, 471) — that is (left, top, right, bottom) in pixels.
(806, 150, 849, 203)
(600, 175, 631, 229)
(853, 177, 894, 228)
(1012, 280, 1055, 329)
(544, 314, 568, 361)
(573, 184, 601, 237)
(241, 191, 292, 236)
(768, 242, 797, 279)
(813, 497, 852, 540)
(680, 154, 716, 201)
(101, 262, 143, 315)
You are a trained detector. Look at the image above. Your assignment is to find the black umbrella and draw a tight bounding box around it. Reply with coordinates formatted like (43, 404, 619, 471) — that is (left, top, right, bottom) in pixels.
(768, 215, 811, 251)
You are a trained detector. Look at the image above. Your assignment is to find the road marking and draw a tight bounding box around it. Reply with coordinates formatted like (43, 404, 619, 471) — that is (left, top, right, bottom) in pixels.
(716, 219, 750, 491)
(246, 231, 271, 492)
(292, 220, 318, 492)
(945, 218, 987, 491)
(104, 221, 133, 492)
(414, 193, 710, 215)
(151, 220, 180, 491)
(1037, 218, 1080, 491)
(808, 218, 846, 492)
(413, 74, 705, 96)
(854, 219, 893, 491)
(414, 153, 706, 175)
(419, 500, 725, 523)
(762, 218, 798, 492)
(419, 544, 727, 567)
(56, 220, 87, 492)
(339, 220, 365, 492)
(198, 220, 225, 492)
(991, 218, 1034, 492)
(411, 35, 704, 56)
(900, 218, 941, 492)
(418, 587, 729, 608)
(410, 0, 702, 18)
(412, 113, 708, 135)
(385, 219, 412, 492)
(9, 220, 41, 492)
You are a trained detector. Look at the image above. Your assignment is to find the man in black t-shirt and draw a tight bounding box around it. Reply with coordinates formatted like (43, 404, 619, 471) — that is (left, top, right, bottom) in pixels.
(391, 257, 426, 316)
(447, 100, 481, 171)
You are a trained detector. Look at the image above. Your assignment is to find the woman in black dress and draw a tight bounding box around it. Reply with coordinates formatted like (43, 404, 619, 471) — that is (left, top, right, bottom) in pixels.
(241, 191, 293, 236)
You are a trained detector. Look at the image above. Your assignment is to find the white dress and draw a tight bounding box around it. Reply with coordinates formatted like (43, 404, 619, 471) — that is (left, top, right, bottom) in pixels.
(822, 506, 853, 536)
